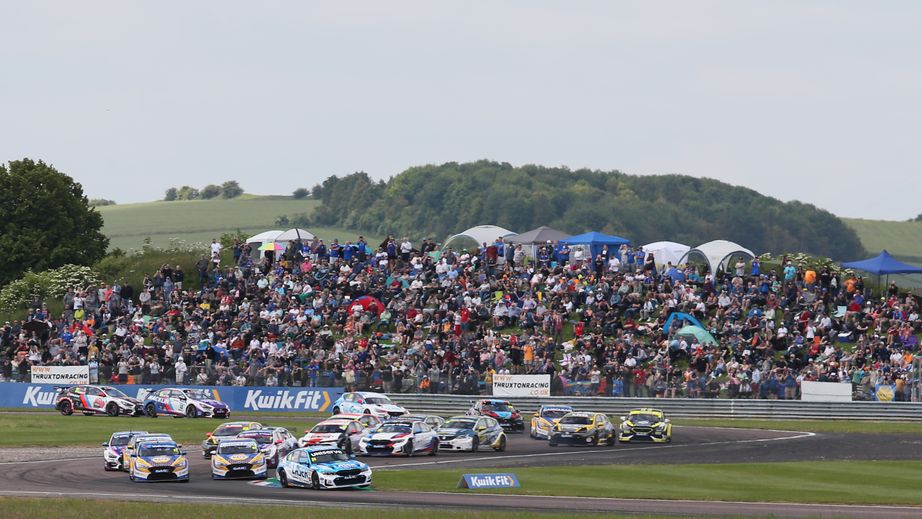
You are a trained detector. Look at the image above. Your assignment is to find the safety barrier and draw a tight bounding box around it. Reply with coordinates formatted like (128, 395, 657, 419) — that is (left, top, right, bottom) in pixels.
(385, 393, 922, 421)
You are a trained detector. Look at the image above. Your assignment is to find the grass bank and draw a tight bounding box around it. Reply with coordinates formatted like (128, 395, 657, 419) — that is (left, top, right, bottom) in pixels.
(373, 460, 922, 505)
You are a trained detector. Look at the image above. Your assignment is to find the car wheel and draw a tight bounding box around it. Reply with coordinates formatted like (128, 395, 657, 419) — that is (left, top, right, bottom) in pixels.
(106, 402, 119, 417)
(332, 407, 340, 415)
(279, 470, 290, 488)
(429, 440, 438, 456)
(145, 403, 158, 418)
(403, 440, 414, 457)
(363, 409, 371, 415)
(495, 435, 506, 452)
(59, 400, 74, 416)
(186, 405, 197, 418)
(549, 438, 557, 447)
(593, 432, 600, 446)
(311, 472, 321, 490)
(471, 437, 479, 453)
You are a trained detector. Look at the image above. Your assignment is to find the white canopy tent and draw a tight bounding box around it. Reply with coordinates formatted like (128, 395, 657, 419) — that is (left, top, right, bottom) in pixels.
(642, 241, 691, 267)
(443, 225, 516, 250)
(679, 240, 755, 274)
(246, 230, 283, 259)
(274, 228, 316, 243)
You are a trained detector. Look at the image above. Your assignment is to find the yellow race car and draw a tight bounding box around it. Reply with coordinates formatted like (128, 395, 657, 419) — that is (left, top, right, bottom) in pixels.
(530, 405, 572, 440)
(201, 421, 263, 458)
(548, 412, 616, 447)
(618, 408, 672, 443)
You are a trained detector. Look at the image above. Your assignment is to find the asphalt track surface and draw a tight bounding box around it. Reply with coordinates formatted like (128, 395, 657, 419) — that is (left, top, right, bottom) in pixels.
(1, 423, 920, 518)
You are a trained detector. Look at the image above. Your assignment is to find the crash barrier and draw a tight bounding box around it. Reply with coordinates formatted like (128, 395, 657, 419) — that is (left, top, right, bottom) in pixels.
(0, 382, 343, 413)
(385, 393, 922, 421)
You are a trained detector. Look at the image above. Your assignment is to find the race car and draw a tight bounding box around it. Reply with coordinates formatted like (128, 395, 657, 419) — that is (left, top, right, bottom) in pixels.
(548, 412, 616, 447)
(618, 408, 672, 443)
(142, 387, 230, 418)
(201, 421, 263, 458)
(299, 419, 365, 454)
(466, 399, 525, 433)
(436, 415, 506, 452)
(122, 433, 173, 471)
(530, 405, 573, 440)
(277, 446, 372, 490)
(329, 413, 382, 430)
(236, 427, 298, 468)
(402, 414, 445, 430)
(331, 392, 407, 419)
(211, 438, 267, 479)
(55, 385, 143, 417)
(128, 440, 189, 482)
(358, 419, 438, 456)
(102, 430, 148, 471)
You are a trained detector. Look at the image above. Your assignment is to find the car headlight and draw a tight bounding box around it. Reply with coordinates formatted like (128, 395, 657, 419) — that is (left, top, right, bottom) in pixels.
(134, 458, 151, 467)
(172, 457, 187, 467)
(118, 401, 135, 409)
(391, 438, 407, 445)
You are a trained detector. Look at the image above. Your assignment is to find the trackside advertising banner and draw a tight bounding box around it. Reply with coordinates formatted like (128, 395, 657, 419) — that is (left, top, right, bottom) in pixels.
(492, 374, 550, 397)
(30, 366, 89, 385)
(0, 382, 343, 413)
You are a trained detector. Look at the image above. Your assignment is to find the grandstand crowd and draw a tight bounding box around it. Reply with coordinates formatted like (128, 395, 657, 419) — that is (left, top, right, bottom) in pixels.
(1, 236, 919, 401)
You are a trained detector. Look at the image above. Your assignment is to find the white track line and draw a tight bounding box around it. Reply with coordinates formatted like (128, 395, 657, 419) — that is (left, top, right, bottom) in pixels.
(374, 428, 816, 470)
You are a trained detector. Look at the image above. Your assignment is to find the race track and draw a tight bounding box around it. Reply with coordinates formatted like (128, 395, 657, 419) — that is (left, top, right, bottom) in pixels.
(1, 423, 920, 518)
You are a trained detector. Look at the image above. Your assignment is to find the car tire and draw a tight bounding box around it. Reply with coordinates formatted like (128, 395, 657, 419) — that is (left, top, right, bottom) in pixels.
(593, 432, 599, 446)
(471, 437, 479, 453)
(332, 407, 340, 415)
(529, 425, 537, 439)
(145, 403, 158, 418)
(429, 441, 438, 456)
(311, 472, 321, 490)
(404, 440, 414, 457)
(279, 471, 290, 488)
(58, 400, 74, 416)
(494, 435, 506, 452)
(186, 405, 197, 418)
(106, 403, 120, 417)
(549, 438, 557, 447)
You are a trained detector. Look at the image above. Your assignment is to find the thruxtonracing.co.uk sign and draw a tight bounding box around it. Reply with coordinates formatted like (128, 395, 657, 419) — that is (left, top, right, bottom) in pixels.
(30, 366, 89, 385)
(492, 374, 550, 397)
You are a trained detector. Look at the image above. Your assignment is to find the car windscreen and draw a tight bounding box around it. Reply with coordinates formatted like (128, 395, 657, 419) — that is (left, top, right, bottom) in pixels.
(240, 433, 273, 444)
(376, 423, 411, 434)
(442, 419, 475, 430)
(364, 397, 391, 405)
(110, 435, 133, 446)
(309, 449, 349, 464)
(138, 445, 179, 457)
(483, 402, 511, 412)
(629, 414, 660, 423)
(559, 415, 592, 425)
(218, 443, 259, 455)
(184, 389, 212, 400)
(103, 387, 128, 398)
(541, 409, 570, 420)
(311, 424, 346, 434)
(213, 425, 245, 436)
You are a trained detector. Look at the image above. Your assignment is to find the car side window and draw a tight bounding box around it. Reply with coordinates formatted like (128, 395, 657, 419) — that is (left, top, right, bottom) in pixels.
(345, 393, 354, 401)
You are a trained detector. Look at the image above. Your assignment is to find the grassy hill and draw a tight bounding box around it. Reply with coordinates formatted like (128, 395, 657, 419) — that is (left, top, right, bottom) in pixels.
(842, 218, 922, 264)
(97, 196, 382, 252)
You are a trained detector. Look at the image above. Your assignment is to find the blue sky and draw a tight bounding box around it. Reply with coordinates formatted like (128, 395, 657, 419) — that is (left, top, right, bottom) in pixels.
(1, 1, 919, 219)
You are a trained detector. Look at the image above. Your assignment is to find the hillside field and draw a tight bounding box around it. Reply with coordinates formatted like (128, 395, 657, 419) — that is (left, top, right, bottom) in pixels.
(97, 196, 383, 252)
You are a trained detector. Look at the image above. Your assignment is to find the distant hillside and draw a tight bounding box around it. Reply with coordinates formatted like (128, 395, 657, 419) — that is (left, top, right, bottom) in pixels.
(98, 196, 382, 252)
(842, 218, 922, 264)
(310, 161, 865, 259)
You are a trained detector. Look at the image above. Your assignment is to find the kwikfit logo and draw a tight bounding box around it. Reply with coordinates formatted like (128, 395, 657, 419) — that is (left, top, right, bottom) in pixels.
(468, 475, 515, 488)
(22, 386, 57, 407)
(243, 390, 324, 411)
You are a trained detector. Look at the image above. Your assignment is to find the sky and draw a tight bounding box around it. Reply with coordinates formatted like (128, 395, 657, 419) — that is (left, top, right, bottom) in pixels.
(1, 1, 920, 220)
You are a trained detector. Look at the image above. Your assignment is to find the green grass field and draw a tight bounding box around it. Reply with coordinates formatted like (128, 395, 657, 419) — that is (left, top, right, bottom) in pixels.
(97, 196, 383, 252)
(373, 460, 922, 505)
(0, 412, 318, 447)
(843, 218, 922, 264)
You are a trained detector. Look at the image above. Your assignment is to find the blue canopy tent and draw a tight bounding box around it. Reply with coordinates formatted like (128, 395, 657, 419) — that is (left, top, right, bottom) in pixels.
(842, 250, 922, 290)
(560, 231, 629, 260)
(663, 312, 705, 333)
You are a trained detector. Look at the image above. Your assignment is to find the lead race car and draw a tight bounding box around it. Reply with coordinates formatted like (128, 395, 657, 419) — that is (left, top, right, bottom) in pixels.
(277, 446, 372, 490)
(211, 438, 267, 480)
(358, 419, 439, 456)
(128, 440, 189, 482)
(55, 385, 143, 417)
(142, 387, 230, 419)
(548, 411, 616, 447)
(618, 408, 672, 443)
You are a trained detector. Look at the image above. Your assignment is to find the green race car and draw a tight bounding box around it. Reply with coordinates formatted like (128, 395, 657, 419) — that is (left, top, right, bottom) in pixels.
(618, 408, 672, 443)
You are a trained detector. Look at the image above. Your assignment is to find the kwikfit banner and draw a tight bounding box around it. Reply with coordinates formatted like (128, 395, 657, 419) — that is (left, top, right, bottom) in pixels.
(0, 382, 343, 413)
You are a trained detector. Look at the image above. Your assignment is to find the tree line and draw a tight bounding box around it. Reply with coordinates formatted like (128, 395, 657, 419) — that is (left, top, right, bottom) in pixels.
(309, 160, 865, 260)
(163, 180, 244, 201)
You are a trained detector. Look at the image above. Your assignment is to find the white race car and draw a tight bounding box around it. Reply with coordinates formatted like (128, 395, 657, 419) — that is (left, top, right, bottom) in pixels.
(299, 419, 365, 454)
(358, 419, 438, 457)
(331, 392, 407, 419)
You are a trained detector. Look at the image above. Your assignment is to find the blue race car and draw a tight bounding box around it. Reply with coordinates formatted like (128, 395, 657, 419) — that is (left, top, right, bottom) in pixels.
(466, 399, 525, 432)
(437, 415, 507, 452)
(211, 438, 267, 480)
(128, 440, 189, 482)
(142, 387, 230, 418)
(276, 446, 372, 490)
(102, 430, 148, 471)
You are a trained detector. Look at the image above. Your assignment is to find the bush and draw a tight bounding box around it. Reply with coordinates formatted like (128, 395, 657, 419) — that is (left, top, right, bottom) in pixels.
(0, 265, 99, 313)
(293, 188, 309, 199)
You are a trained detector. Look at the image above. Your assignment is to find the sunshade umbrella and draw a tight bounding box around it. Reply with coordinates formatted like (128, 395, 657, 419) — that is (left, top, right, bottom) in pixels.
(675, 325, 717, 345)
(354, 296, 385, 316)
(665, 267, 686, 282)
(22, 320, 51, 335)
(259, 242, 286, 252)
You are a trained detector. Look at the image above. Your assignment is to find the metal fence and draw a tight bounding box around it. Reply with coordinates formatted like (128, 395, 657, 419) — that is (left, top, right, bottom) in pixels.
(387, 393, 922, 421)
